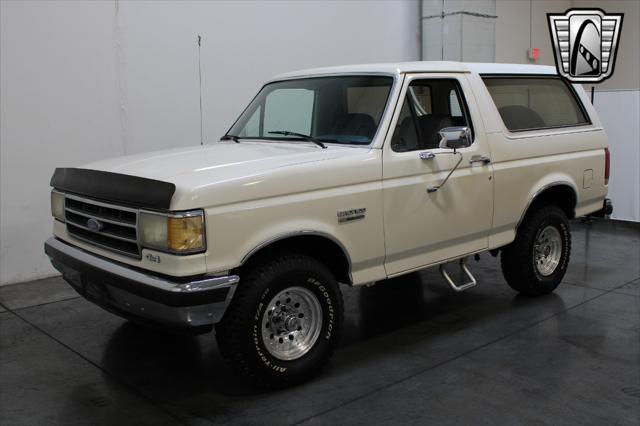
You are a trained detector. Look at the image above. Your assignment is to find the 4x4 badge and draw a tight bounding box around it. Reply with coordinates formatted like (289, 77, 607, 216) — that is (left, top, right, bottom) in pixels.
(548, 9, 623, 83)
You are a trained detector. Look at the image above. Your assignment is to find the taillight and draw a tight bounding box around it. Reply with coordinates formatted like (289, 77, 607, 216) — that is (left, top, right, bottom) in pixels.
(604, 147, 610, 185)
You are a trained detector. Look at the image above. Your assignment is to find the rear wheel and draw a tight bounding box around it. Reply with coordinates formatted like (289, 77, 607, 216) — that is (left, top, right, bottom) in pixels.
(501, 205, 571, 296)
(215, 253, 344, 388)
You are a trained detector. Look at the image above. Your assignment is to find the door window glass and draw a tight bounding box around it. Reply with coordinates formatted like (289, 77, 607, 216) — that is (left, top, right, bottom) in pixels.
(449, 90, 463, 117)
(391, 79, 473, 152)
(408, 85, 432, 115)
(391, 98, 420, 152)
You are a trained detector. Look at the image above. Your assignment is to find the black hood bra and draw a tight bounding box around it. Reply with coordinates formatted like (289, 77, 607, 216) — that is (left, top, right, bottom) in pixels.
(50, 168, 176, 210)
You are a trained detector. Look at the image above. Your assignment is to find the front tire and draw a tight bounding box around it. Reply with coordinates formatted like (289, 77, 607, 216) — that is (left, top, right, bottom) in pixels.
(215, 253, 344, 388)
(501, 205, 571, 296)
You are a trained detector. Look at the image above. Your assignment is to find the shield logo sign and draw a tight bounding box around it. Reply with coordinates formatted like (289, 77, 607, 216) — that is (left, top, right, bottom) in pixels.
(548, 9, 623, 83)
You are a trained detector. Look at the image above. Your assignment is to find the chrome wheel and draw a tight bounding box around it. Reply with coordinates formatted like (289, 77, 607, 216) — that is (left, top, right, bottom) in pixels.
(534, 225, 562, 276)
(261, 286, 323, 361)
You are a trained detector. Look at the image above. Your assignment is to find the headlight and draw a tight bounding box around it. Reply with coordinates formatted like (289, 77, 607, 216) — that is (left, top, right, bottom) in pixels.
(139, 210, 205, 254)
(51, 191, 65, 222)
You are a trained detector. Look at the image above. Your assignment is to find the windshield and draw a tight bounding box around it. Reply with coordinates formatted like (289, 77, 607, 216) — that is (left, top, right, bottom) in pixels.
(227, 75, 394, 145)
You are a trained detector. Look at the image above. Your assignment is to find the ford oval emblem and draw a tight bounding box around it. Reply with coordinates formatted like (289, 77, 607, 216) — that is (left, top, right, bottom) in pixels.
(86, 217, 103, 232)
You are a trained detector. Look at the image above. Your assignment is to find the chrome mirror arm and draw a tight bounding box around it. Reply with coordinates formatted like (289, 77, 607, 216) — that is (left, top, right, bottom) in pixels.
(426, 125, 471, 193)
(427, 150, 463, 193)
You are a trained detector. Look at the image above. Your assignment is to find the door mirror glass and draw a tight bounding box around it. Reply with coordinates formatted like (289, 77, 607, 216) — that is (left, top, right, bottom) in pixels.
(438, 126, 472, 150)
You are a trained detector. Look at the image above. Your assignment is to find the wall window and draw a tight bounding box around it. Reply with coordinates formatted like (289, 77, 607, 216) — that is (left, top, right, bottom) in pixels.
(483, 77, 589, 131)
(391, 79, 473, 152)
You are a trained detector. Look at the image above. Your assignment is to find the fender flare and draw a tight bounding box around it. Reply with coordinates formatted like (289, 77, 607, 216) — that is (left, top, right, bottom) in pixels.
(516, 181, 578, 229)
(239, 230, 353, 282)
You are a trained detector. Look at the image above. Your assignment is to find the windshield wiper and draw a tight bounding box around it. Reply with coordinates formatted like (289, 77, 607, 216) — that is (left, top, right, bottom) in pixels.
(268, 131, 327, 149)
(221, 134, 241, 143)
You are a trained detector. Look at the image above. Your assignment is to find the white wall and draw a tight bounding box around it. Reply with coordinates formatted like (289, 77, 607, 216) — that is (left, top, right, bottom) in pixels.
(573, 1, 640, 222)
(0, 0, 421, 285)
(1, 1, 123, 285)
(422, 0, 496, 62)
(495, 0, 571, 66)
(593, 90, 640, 222)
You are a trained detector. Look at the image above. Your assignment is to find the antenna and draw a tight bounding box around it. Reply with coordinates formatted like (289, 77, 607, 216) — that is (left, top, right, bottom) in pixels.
(197, 34, 203, 145)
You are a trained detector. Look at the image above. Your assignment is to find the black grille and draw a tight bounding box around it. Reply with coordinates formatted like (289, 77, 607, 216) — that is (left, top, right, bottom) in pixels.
(64, 196, 140, 257)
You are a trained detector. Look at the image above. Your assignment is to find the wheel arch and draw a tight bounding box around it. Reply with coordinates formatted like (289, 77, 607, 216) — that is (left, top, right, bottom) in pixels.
(238, 231, 352, 285)
(517, 182, 578, 229)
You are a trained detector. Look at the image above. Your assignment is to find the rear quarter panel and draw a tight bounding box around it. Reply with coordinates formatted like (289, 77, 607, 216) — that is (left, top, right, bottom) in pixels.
(467, 73, 608, 248)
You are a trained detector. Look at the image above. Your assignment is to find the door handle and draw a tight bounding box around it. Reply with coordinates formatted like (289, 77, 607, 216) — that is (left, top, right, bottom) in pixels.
(469, 155, 491, 165)
(419, 151, 435, 160)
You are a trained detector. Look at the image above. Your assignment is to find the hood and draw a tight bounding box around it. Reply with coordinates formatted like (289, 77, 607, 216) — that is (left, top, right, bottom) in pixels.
(82, 141, 380, 210)
(83, 141, 356, 181)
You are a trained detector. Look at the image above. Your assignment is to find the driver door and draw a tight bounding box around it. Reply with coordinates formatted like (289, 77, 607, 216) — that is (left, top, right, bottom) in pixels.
(383, 73, 494, 276)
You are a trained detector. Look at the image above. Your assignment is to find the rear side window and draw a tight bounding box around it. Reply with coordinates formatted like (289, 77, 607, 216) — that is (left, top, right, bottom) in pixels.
(482, 77, 589, 131)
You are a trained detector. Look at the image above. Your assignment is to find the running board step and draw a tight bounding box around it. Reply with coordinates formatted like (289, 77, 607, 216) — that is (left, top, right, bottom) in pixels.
(439, 258, 477, 292)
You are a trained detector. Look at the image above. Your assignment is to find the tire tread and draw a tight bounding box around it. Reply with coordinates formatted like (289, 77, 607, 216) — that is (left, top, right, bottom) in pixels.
(215, 252, 343, 387)
(501, 205, 571, 296)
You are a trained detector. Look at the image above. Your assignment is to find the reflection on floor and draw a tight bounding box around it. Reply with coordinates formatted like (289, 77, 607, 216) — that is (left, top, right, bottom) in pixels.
(1, 219, 638, 425)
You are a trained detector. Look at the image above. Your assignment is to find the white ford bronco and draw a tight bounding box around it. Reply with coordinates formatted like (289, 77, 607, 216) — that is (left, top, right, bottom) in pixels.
(45, 62, 612, 387)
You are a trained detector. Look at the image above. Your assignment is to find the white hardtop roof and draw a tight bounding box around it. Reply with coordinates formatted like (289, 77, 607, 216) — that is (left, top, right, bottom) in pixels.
(272, 61, 557, 80)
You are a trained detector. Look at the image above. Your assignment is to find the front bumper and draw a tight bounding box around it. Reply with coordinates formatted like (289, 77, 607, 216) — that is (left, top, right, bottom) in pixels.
(44, 237, 239, 333)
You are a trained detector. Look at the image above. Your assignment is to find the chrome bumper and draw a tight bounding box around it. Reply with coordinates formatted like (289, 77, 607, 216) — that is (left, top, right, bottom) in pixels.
(44, 237, 239, 332)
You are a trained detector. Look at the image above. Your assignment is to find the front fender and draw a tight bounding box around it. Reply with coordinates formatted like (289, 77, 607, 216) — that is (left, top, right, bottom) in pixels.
(203, 184, 387, 285)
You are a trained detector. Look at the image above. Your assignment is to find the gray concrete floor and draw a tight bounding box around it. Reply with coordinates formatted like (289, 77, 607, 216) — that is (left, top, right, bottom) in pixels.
(1, 219, 639, 426)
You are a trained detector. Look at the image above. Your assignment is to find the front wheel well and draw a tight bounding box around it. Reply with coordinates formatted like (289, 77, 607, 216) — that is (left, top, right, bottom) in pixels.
(238, 234, 352, 285)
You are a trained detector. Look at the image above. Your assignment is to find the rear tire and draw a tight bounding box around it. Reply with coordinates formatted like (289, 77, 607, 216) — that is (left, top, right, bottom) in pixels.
(501, 205, 571, 296)
(215, 253, 344, 388)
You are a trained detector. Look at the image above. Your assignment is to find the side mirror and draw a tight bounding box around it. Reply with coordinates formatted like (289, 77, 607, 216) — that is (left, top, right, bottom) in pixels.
(427, 127, 471, 193)
(438, 127, 472, 150)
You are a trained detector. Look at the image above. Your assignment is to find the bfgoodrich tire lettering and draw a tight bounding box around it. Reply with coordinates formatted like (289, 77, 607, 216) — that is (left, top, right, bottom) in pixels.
(501, 205, 571, 296)
(215, 253, 344, 388)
